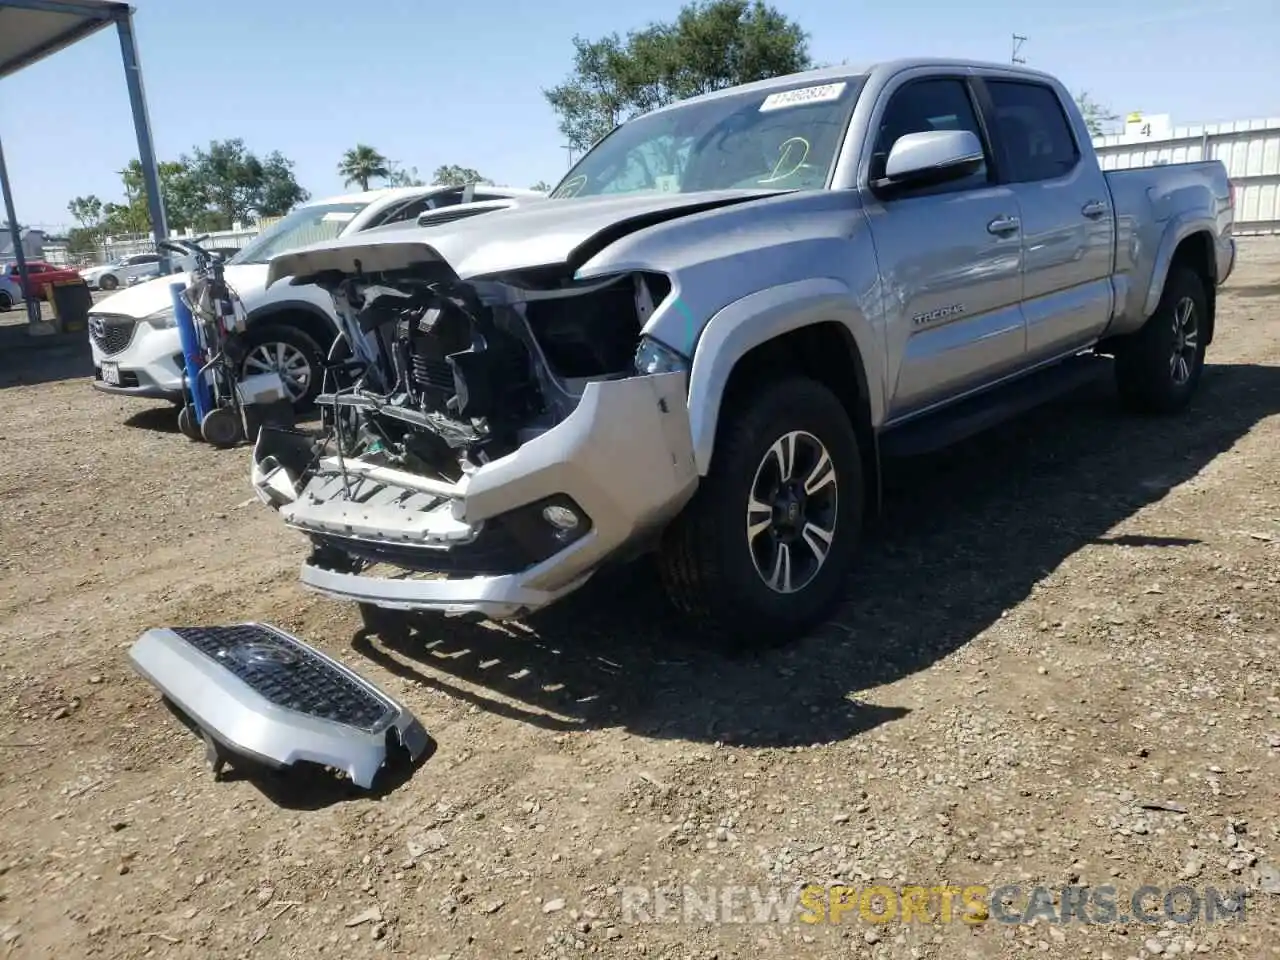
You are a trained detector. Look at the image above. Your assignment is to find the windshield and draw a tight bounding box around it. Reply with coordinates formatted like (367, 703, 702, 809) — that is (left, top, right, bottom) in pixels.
(229, 201, 370, 265)
(552, 76, 865, 199)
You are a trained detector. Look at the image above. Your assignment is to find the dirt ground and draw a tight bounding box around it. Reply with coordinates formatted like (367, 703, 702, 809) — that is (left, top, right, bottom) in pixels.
(1, 242, 1278, 960)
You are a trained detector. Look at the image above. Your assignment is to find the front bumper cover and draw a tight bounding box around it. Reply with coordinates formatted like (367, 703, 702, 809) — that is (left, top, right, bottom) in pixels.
(252, 371, 698, 619)
(91, 378, 183, 400)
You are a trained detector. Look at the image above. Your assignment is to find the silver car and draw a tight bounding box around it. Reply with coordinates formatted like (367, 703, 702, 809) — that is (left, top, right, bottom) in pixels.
(80, 252, 171, 291)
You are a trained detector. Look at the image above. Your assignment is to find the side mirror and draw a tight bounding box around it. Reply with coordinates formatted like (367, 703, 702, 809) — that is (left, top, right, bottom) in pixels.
(875, 129, 985, 193)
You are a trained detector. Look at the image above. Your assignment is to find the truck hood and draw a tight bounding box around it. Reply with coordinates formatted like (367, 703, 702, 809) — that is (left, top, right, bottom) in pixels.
(267, 188, 785, 286)
(88, 263, 270, 318)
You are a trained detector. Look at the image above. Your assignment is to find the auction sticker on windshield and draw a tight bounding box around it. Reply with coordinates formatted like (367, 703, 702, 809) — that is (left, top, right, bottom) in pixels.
(759, 82, 847, 112)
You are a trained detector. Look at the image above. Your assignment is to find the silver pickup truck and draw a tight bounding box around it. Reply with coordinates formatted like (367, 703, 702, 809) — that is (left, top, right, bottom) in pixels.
(250, 58, 1235, 648)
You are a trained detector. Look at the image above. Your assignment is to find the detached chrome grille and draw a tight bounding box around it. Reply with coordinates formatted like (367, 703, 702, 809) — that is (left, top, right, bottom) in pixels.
(89, 314, 138, 356)
(172, 624, 396, 732)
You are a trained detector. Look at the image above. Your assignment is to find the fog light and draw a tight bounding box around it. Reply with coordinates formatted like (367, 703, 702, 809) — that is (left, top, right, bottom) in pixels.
(542, 504, 580, 530)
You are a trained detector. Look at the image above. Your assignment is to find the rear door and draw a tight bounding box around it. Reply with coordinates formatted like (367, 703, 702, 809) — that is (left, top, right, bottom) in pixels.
(126, 254, 161, 278)
(974, 76, 1115, 362)
(862, 73, 1028, 421)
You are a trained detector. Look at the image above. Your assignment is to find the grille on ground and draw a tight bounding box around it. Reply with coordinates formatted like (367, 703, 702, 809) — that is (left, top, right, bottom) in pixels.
(172, 624, 394, 732)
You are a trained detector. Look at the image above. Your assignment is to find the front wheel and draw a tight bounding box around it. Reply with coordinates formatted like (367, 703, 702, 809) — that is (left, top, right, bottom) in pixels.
(0, 291, 11, 312)
(99, 274, 119, 291)
(658, 376, 863, 650)
(237, 324, 325, 411)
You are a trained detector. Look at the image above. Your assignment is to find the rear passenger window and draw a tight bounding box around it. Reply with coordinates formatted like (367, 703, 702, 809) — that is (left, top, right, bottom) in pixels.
(985, 81, 1079, 183)
(871, 78, 989, 193)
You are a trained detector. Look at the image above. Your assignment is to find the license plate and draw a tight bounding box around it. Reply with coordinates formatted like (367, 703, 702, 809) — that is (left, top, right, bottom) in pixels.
(101, 362, 120, 386)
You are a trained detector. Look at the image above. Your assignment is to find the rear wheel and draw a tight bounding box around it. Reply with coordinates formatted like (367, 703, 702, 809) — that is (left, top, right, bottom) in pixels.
(0, 291, 10, 312)
(1114, 265, 1208, 414)
(238, 324, 325, 411)
(658, 376, 863, 650)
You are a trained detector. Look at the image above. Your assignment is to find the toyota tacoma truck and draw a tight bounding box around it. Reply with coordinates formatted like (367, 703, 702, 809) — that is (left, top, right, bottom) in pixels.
(249, 58, 1236, 647)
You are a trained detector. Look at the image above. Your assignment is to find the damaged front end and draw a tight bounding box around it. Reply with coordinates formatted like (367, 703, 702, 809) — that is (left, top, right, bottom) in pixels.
(251, 248, 699, 620)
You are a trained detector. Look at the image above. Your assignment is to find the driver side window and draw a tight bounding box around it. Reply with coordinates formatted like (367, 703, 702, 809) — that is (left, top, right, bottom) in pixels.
(871, 78, 990, 195)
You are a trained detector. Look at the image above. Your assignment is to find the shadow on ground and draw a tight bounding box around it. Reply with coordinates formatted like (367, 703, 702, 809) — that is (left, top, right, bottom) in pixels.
(124, 404, 183, 433)
(0, 337, 93, 390)
(124, 405, 323, 436)
(161, 696, 437, 810)
(348, 360, 1280, 752)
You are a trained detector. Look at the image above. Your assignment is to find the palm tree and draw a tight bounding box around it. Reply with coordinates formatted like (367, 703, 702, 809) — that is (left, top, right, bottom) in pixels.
(337, 145, 390, 192)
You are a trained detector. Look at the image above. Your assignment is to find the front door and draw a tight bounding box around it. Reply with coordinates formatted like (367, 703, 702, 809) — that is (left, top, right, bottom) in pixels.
(864, 76, 1027, 421)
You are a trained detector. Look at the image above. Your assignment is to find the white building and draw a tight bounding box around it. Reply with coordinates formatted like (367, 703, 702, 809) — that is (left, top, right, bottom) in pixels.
(1093, 112, 1280, 235)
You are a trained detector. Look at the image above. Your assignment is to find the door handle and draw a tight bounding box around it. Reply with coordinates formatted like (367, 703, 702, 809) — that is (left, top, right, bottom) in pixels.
(987, 215, 1020, 235)
(1081, 199, 1108, 219)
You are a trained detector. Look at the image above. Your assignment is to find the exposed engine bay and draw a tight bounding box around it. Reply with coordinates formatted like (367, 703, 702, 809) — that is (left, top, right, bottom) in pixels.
(249, 253, 699, 611)
(314, 263, 671, 477)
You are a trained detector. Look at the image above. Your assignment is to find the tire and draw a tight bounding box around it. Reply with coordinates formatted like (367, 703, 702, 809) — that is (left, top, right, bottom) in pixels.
(0, 291, 10, 312)
(237, 324, 325, 411)
(658, 376, 863, 650)
(1114, 265, 1208, 415)
(99, 274, 119, 291)
(200, 406, 244, 448)
(177, 404, 202, 441)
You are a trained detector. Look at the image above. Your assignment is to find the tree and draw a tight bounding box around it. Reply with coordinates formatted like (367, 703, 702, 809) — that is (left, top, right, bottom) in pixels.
(67, 195, 104, 231)
(530, 180, 553, 192)
(257, 151, 310, 216)
(385, 162, 425, 187)
(66, 227, 102, 256)
(185, 140, 265, 227)
(93, 143, 309, 237)
(67, 196, 107, 257)
(544, 0, 812, 153)
(431, 164, 493, 187)
(104, 159, 202, 234)
(338, 144, 390, 191)
(1076, 91, 1119, 138)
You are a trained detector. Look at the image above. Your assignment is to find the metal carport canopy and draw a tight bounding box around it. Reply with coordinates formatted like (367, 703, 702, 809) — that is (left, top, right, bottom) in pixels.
(0, 0, 168, 331)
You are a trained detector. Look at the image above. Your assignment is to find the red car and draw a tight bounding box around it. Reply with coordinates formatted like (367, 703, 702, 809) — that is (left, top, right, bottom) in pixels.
(4, 260, 81, 299)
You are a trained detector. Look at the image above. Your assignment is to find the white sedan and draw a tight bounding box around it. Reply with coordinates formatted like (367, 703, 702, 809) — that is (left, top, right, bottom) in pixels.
(79, 252, 178, 291)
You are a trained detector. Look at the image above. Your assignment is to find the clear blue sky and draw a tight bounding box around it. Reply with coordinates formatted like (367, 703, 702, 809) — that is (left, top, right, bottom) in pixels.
(2, 0, 1275, 230)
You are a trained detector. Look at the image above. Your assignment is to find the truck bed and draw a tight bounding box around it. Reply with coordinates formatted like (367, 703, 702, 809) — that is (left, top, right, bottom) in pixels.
(1104, 160, 1235, 336)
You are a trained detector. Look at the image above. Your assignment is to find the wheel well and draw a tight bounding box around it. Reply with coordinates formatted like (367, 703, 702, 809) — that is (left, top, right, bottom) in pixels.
(1170, 231, 1216, 344)
(248, 306, 337, 351)
(720, 322, 880, 512)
